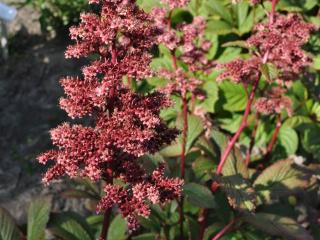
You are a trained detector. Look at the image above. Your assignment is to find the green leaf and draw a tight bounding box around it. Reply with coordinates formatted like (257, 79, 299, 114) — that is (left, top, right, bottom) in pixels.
(217, 174, 256, 212)
(219, 113, 242, 133)
(200, 81, 219, 113)
(160, 115, 203, 157)
(137, 0, 161, 11)
(314, 55, 320, 70)
(48, 212, 94, 240)
(108, 215, 127, 240)
(278, 127, 299, 155)
(192, 156, 215, 181)
(27, 197, 51, 240)
(73, 178, 100, 196)
(185, 115, 204, 152)
(170, 8, 193, 27)
(283, 116, 312, 129)
(238, 9, 254, 34)
(221, 144, 248, 178)
(219, 81, 247, 112)
(222, 40, 248, 48)
(301, 124, 320, 160)
(206, 20, 233, 35)
(217, 47, 242, 63)
(86, 215, 104, 226)
(183, 183, 216, 209)
(61, 189, 99, 200)
(203, 224, 222, 240)
(132, 233, 156, 240)
(236, 2, 249, 27)
(253, 159, 316, 203)
(213, 138, 255, 211)
(0, 208, 21, 240)
(206, 0, 233, 24)
(243, 213, 313, 240)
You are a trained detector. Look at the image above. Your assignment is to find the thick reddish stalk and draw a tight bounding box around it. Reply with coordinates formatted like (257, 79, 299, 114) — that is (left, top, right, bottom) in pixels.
(212, 217, 240, 240)
(99, 170, 113, 240)
(245, 112, 260, 166)
(99, 208, 112, 240)
(216, 77, 260, 175)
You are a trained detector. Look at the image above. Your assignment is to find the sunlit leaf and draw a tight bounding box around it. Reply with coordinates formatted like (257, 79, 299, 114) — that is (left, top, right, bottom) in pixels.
(48, 212, 94, 240)
(27, 197, 51, 240)
(219, 81, 247, 112)
(253, 159, 317, 203)
(243, 213, 313, 240)
(108, 215, 127, 240)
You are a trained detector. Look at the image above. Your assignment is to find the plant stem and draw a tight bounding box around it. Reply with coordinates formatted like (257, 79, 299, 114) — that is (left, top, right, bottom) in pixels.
(245, 112, 260, 166)
(216, 77, 260, 175)
(264, 115, 282, 162)
(99, 169, 113, 240)
(181, 96, 188, 179)
(211, 217, 240, 240)
(269, 0, 278, 25)
(167, 8, 187, 237)
(198, 209, 208, 240)
(99, 208, 112, 240)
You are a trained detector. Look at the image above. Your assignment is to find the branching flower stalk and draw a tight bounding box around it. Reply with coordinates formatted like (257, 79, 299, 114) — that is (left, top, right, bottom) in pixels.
(245, 112, 260, 166)
(212, 0, 314, 181)
(38, 0, 184, 237)
(211, 217, 240, 240)
(153, 2, 215, 238)
(216, 75, 261, 175)
(264, 114, 282, 162)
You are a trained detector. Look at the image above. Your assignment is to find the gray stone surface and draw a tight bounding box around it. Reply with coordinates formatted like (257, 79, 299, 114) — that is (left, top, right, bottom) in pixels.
(0, 3, 87, 223)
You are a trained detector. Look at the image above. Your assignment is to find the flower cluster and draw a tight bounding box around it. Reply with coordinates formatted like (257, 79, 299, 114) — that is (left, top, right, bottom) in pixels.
(218, 12, 314, 115)
(255, 86, 292, 116)
(152, 4, 214, 100)
(38, 0, 182, 229)
(97, 164, 182, 229)
(160, 0, 190, 10)
(247, 13, 315, 83)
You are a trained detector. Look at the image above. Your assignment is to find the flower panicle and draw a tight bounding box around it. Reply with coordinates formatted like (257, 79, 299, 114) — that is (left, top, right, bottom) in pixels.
(38, 0, 182, 230)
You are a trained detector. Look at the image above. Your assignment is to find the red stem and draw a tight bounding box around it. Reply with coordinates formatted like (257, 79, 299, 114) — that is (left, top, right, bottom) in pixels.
(198, 209, 208, 240)
(211, 217, 240, 240)
(168, 7, 187, 234)
(181, 96, 188, 179)
(269, 0, 278, 25)
(264, 115, 282, 162)
(111, 41, 117, 65)
(99, 170, 113, 240)
(99, 208, 112, 240)
(216, 77, 260, 175)
(245, 112, 260, 166)
(172, 51, 178, 69)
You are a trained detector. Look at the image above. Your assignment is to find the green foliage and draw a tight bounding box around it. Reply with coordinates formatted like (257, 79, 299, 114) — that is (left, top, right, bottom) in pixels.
(0, 208, 21, 240)
(27, 197, 51, 240)
(48, 212, 94, 240)
(183, 183, 216, 208)
(108, 215, 127, 240)
(24, 0, 88, 32)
